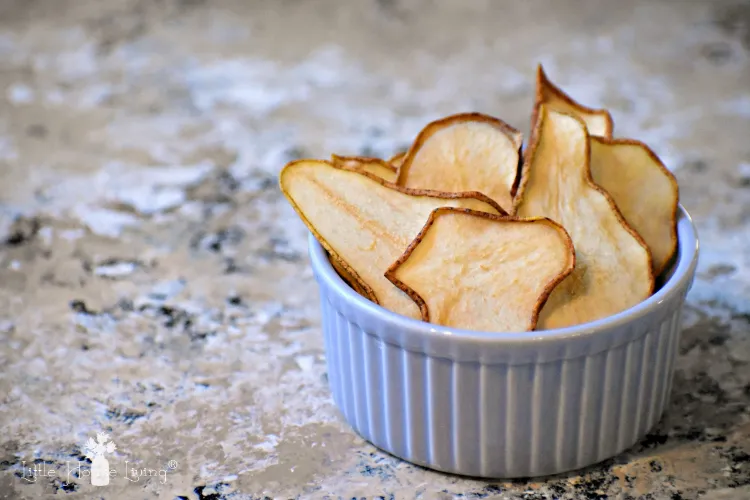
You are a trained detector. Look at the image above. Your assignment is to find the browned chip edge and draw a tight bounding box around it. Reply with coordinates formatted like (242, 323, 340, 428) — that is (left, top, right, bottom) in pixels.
(509, 143, 525, 201)
(589, 136, 680, 276)
(396, 112, 523, 210)
(532, 64, 614, 139)
(387, 151, 407, 169)
(384, 207, 576, 331)
(331, 154, 398, 173)
(279, 159, 509, 306)
(513, 105, 656, 296)
(329, 253, 373, 298)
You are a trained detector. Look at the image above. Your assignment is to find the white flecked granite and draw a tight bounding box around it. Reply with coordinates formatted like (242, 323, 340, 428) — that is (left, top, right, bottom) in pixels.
(1, 1, 750, 498)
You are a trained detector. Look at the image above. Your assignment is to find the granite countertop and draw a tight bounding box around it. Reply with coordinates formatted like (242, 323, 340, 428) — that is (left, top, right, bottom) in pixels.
(1, 1, 749, 498)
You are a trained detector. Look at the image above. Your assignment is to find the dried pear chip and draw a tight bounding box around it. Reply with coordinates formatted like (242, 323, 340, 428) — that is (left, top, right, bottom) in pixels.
(396, 113, 522, 213)
(280, 159, 504, 319)
(589, 138, 679, 275)
(385, 208, 575, 332)
(514, 106, 653, 329)
(530, 66, 677, 274)
(388, 151, 406, 170)
(330, 154, 398, 183)
(533, 64, 613, 138)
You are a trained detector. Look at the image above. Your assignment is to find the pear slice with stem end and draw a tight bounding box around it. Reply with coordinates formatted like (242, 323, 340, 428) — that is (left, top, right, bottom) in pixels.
(532, 64, 614, 139)
(280, 159, 504, 319)
(529, 64, 678, 275)
(396, 113, 522, 214)
(385, 208, 575, 332)
(589, 137, 679, 275)
(513, 64, 615, 198)
(513, 106, 654, 329)
(330, 154, 398, 183)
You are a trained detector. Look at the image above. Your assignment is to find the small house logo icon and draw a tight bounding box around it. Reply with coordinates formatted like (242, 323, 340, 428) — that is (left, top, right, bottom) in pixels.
(83, 432, 117, 486)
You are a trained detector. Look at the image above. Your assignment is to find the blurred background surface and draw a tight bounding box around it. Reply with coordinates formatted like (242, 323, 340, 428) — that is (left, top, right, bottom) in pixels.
(0, 1, 749, 498)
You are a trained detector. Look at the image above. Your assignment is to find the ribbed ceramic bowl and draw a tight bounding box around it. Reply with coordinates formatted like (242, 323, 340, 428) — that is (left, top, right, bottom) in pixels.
(309, 205, 699, 478)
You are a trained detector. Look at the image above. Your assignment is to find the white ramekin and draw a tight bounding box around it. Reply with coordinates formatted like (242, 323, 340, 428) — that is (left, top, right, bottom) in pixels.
(309, 205, 699, 478)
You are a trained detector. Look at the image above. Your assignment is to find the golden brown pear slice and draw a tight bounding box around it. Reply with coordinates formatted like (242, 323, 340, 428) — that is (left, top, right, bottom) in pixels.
(396, 113, 522, 213)
(589, 138, 679, 275)
(330, 154, 398, 183)
(513, 106, 653, 329)
(530, 66, 677, 273)
(533, 64, 614, 138)
(385, 208, 575, 332)
(280, 160, 504, 319)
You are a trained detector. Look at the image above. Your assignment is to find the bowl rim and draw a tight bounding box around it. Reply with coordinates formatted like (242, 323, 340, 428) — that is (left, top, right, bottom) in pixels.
(309, 204, 699, 345)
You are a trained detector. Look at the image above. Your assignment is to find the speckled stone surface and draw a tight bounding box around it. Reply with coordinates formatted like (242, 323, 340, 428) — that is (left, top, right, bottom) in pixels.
(0, 1, 749, 498)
